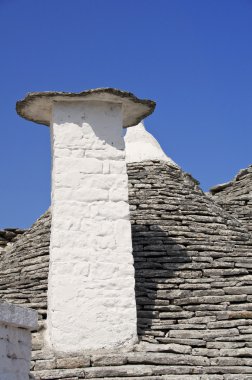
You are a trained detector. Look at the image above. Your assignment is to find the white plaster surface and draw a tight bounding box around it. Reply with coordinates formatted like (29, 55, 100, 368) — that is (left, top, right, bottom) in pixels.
(0, 303, 34, 380)
(125, 121, 178, 166)
(48, 100, 137, 354)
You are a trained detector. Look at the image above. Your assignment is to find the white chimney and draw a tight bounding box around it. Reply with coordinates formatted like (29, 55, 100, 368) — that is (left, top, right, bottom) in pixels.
(125, 121, 178, 166)
(16, 88, 155, 355)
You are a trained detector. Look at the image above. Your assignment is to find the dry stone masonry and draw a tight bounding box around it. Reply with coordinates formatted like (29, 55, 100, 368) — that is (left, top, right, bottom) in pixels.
(210, 165, 252, 233)
(128, 161, 252, 352)
(0, 89, 251, 378)
(0, 211, 50, 319)
(1, 159, 252, 378)
(0, 228, 26, 253)
(0, 301, 37, 380)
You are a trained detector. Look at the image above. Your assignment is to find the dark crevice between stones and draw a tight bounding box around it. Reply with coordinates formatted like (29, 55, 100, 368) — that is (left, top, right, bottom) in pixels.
(132, 224, 190, 343)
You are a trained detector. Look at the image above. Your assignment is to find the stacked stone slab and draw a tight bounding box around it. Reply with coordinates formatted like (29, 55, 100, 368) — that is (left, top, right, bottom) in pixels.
(210, 165, 252, 233)
(0, 301, 37, 380)
(0, 211, 50, 319)
(1, 161, 252, 378)
(0, 227, 26, 253)
(128, 161, 252, 347)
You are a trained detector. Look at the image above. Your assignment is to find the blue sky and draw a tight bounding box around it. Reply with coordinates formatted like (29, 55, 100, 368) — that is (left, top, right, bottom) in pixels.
(1, 0, 252, 228)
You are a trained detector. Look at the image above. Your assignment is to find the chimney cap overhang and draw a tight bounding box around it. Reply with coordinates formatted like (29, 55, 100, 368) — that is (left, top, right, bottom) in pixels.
(16, 88, 156, 128)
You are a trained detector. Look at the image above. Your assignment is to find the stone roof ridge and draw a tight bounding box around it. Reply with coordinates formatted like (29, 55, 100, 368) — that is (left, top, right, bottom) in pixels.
(210, 163, 252, 195)
(235, 164, 252, 181)
(125, 121, 179, 167)
(209, 181, 233, 195)
(209, 163, 252, 234)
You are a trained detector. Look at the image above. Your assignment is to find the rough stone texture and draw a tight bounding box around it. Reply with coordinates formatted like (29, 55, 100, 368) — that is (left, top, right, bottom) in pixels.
(0, 301, 37, 330)
(0, 302, 37, 380)
(1, 160, 252, 378)
(16, 88, 156, 128)
(128, 161, 252, 351)
(210, 165, 252, 233)
(0, 227, 26, 253)
(0, 210, 51, 318)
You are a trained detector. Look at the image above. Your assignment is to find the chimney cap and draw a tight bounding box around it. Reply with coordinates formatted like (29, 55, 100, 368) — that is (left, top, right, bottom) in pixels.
(16, 88, 156, 128)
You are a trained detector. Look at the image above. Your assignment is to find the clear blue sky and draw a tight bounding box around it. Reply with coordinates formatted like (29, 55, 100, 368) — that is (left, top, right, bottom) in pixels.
(1, 0, 252, 229)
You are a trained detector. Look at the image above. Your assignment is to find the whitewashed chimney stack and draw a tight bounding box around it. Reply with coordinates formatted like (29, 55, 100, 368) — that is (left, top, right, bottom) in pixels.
(16, 88, 155, 355)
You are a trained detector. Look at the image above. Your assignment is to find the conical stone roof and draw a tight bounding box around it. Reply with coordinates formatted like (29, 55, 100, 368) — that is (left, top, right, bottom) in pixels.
(0, 210, 51, 318)
(1, 132, 252, 378)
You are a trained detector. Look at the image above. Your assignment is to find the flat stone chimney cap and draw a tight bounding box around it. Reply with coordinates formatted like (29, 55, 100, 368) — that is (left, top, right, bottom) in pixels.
(16, 88, 156, 128)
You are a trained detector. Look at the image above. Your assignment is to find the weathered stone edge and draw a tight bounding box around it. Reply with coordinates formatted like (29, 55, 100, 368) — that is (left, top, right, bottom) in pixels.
(0, 300, 37, 330)
(209, 164, 252, 195)
(16, 88, 156, 128)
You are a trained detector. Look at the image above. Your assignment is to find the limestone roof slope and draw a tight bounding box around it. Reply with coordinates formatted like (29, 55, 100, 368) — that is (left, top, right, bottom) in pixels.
(210, 164, 252, 233)
(1, 161, 252, 378)
(0, 210, 51, 319)
(0, 227, 26, 253)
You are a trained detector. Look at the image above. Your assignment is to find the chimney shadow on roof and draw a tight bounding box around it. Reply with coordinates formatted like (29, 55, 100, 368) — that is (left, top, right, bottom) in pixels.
(132, 223, 191, 344)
